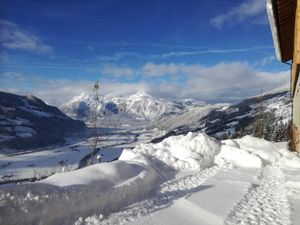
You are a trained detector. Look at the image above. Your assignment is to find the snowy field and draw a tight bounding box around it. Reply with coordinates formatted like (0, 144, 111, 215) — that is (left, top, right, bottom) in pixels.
(0, 127, 164, 183)
(0, 133, 300, 225)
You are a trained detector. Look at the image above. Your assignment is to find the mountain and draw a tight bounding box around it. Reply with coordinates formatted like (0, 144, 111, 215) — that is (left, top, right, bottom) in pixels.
(0, 91, 86, 153)
(152, 84, 291, 142)
(148, 103, 229, 132)
(61, 91, 184, 125)
(61, 84, 291, 142)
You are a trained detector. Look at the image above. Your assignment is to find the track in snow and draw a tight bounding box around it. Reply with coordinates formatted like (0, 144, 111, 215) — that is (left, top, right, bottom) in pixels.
(76, 163, 222, 225)
(225, 165, 291, 225)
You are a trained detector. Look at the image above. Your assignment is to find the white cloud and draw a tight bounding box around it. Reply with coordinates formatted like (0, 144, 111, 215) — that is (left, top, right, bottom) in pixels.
(0, 62, 289, 106)
(139, 62, 289, 102)
(0, 72, 92, 105)
(181, 62, 288, 102)
(0, 20, 53, 54)
(100, 64, 135, 77)
(260, 55, 277, 65)
(210, 0, 266, 28)
(142, 63, 180, 77)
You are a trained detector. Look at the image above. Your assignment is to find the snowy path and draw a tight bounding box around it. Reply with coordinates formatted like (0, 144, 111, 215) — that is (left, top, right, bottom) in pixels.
(94, 166, 293, 225)
(78, 163, 222, 225)
(225, 165, 291, 225)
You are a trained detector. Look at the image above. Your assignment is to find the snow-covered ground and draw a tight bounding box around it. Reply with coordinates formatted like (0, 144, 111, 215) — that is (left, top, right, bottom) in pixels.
(1, 132, 300, 225)
(0, 127, 165, 182)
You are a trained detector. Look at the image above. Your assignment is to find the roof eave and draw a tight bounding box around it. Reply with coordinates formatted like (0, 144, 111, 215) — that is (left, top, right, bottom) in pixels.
(267, 0, 283, 62)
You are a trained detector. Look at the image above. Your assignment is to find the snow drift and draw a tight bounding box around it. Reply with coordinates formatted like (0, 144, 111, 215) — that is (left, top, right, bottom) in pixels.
(218, 135, 300, 169)
(1, 161, 160, 225)
(40, 160, 156, 188)
(120, 132, 221, 171)
(0, 133, 221, 225)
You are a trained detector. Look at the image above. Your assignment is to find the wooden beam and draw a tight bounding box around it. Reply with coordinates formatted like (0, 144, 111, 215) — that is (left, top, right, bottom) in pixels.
(292, 63, 300, 96)
(292, 0, 300, 96)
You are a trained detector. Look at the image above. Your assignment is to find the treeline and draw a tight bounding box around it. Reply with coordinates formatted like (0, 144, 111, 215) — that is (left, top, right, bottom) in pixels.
(233, 110, 291, 142)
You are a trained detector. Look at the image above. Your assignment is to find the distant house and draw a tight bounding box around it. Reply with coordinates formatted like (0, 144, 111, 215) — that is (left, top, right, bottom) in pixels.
(267, 0, 300, 152)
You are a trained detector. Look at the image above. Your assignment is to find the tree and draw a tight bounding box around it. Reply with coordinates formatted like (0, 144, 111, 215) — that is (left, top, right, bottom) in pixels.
(252, 90, 265, 138)
(88, 81, 100, 165)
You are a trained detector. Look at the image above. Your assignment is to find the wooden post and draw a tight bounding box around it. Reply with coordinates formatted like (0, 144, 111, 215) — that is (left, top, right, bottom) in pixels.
(292, 0, 300, 152)
(292, 0, 300, 96)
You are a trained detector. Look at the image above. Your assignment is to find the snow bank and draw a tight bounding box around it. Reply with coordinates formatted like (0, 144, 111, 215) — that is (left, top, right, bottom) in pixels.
(218, 135, 300, 168)
(120, 132, 221, 171)
(40, 161, 154, 188)
(237, 135, 279, 164)
(2, 161, 160, 224)
(217, 144, 263, 168)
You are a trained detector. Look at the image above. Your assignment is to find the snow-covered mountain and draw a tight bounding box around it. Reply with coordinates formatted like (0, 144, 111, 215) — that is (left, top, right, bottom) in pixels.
(62, 84, 291, 141)
(61, 91, 184, 124)
(0, 91, 86, 153)
(152, 84, 291, 142)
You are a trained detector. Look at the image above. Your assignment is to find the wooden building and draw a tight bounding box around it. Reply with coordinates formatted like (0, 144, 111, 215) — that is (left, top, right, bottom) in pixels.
(267, 0, 300, 152)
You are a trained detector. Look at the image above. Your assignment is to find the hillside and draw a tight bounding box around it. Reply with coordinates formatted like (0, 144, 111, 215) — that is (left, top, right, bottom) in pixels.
(151, 85, 291, 142)
(0, 91, 86, 153)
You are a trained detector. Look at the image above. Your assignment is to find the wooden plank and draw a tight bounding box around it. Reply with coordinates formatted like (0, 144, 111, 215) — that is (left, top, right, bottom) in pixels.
(292, 63, 300, 96)
(276, 0, 296, 62)
(294, 0, 300, 64)
(292, 0, 300, 96)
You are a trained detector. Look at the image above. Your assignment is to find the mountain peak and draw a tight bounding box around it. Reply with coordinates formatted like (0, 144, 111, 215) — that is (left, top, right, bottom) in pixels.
(70, 92, 91, 103)
(130, 91, 152, 99)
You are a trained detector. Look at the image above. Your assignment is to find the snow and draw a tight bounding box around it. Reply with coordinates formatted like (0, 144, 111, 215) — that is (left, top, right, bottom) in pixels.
(1, 132, 300, 225)
(286, 181, 300, 190)
(149, 104, 223, 132)
(218, 136, 300, 169)
(267, 0, 282, 61)
(40, 161, 156, 188)
(36, 132, 221, 198)
(14, 125, 36, 138)
(263, 91, 291, 123)
(125, 92, 181, 120)
(120, 132, 221, 171)
(217, 144, 263, 168)
(225, 166, 291, 225)
(0, 134, 15, 143)
(62, 91, 182, 123)
(0, 117, 35, 143)
(0, 127, 164, 182)
(18, 106, 52, 117)
(0, 162, 160, 225)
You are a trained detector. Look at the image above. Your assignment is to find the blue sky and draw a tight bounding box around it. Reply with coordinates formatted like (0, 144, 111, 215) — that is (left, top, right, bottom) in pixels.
(0, 0, 290, 105)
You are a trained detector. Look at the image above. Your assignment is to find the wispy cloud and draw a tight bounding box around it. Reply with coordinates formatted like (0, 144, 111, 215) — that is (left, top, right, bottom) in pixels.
(210, 0, 267, 28)
(160, 46, 273, 58)
(0, 20, 53, 55)
(260, 55, 277, 66)
(96, 52, 143, 61)
(95, 46, 273, 62)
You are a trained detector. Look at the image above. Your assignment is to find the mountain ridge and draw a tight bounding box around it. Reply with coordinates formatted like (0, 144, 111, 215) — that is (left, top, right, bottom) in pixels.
(61, 84, 291, 138)
(0, 91, 86, 153)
